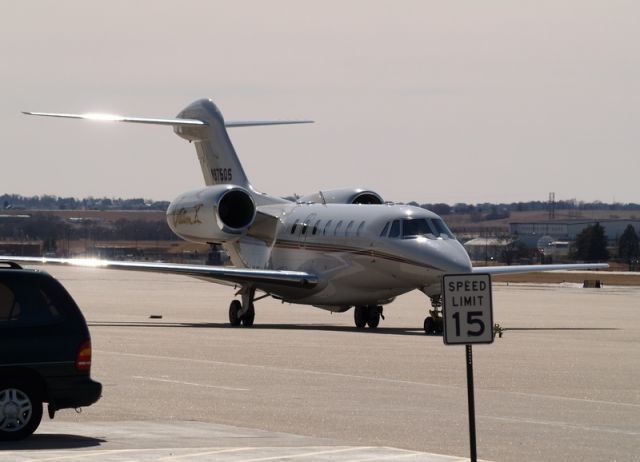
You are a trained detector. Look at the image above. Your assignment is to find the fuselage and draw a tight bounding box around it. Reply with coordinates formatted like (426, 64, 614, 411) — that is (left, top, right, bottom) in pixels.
(221, 202, 472, 308)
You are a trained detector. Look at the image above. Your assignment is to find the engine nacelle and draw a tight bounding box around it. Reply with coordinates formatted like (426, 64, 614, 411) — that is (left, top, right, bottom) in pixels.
(166, 185, 256, 244)
(298, 188, 383, 205)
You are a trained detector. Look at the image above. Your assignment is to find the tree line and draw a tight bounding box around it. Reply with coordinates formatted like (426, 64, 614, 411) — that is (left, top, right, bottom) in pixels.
(0, 216, 177, 243)
(3, 193, 639, 215)
(572, 223, 638, 263)
(1, 194, 169, 211)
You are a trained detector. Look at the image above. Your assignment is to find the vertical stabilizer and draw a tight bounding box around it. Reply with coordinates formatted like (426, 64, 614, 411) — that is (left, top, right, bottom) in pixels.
(174, 99, 251, 188)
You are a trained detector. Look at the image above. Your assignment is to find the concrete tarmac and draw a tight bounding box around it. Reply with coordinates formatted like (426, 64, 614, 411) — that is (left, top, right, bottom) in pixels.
(8, 266, 640, 461)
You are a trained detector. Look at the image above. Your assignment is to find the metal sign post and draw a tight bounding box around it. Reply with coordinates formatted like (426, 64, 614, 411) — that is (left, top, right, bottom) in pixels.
(466, 344, 477, 462)
(442, 273, 493, 462)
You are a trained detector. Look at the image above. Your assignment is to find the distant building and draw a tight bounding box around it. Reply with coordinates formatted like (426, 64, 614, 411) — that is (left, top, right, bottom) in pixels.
(510, 219, 640, 248)
(463, 237, 515, 262)
(0, 241, 42, 257)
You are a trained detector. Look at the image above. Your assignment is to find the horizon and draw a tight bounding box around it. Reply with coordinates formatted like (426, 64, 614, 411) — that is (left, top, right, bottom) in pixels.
(2, 192, 639, 209)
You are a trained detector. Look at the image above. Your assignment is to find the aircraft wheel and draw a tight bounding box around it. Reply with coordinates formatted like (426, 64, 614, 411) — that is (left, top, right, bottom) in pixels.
(229, 300, 242, 327)
(366, 306, 380, 329)
(434, 317, 444, 335)
(354, 306, 367, 328)
(424, 316, 435, 335)
(241, 303, 255, 327)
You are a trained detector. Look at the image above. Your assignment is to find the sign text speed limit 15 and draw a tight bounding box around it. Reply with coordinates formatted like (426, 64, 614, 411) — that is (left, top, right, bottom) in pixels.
(442, 274, 494, 345)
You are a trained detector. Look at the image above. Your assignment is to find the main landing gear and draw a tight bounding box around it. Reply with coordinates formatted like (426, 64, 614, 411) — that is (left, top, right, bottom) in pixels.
(354, 305, 384, 329)
(228, 286, 256, 327)
(424, 295, 443, 335)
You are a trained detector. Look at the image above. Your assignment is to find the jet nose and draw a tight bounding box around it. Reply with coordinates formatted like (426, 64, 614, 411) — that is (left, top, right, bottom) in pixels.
(438, 239, 473, 274)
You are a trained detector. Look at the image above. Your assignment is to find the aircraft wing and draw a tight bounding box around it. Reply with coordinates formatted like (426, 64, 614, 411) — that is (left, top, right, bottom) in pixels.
(472, 263, 608, 275)
(1, 256, 318, 289)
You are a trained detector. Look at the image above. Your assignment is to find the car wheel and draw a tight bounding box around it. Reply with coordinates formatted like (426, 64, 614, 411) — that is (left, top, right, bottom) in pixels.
(0, 380, 43, 441)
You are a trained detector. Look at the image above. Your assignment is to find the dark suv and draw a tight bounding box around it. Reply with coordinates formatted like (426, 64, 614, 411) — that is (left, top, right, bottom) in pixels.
(0, 262, 101, 440)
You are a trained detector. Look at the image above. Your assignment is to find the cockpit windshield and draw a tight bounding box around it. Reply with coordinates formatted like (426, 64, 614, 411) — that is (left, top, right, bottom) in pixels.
(401, 218, 454, 239)
(380, 217, 455, 240)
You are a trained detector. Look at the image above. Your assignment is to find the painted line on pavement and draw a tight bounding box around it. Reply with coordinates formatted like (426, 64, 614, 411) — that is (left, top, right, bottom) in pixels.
(132, 375, 249, 391)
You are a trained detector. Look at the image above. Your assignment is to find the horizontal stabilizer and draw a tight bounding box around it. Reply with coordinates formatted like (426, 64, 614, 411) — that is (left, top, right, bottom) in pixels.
(22, 111, 313, 128)
(225, 120, 314, 127)
(22, 111, 206, 127)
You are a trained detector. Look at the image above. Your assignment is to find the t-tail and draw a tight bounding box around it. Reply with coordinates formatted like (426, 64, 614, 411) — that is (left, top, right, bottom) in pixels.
(23, 98, 312, 191)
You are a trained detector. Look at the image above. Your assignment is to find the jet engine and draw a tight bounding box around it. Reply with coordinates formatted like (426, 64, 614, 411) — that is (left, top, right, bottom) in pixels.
(166, 185, 256, 244)
(298, 188, 383, 205)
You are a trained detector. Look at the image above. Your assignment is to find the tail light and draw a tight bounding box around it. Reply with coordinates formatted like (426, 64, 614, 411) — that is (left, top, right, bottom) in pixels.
(76, 339, 92, 372)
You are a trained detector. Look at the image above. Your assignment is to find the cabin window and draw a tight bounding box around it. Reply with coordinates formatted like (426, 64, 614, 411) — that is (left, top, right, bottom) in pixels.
(323, 220, 333, 236)
(345, 220, 354, 236)
(356, 221, 365, 236)
(389, 220, 401, 238)
(301, 222, 308, 235)
(291, 219, 299, 234)
(334, 220, 343, 236)
(380, 221, 390, 237)
(312, 220, 321, 235)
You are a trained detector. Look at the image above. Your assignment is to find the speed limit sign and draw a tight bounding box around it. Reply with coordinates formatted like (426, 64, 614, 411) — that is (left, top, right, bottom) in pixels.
(442, 274, 494, 345)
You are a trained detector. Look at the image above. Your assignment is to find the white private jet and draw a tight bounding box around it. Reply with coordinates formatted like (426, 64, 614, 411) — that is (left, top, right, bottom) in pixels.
(7, 99, 607, 334)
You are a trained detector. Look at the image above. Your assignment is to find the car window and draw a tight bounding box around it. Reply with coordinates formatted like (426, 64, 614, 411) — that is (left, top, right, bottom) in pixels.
(0, 282, 21, 321)
(0, 277, 65, 326)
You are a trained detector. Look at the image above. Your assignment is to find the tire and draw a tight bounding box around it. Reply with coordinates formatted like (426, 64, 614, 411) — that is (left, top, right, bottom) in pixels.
(0, 380, 43, 441)
(354, 306, 367, 328)
(434, 317, 444, 335)
(229, 300, 242, 327)
(241, 303, 255, 327)
(366, 306, 380, 329)
(424, 316, 435, 335)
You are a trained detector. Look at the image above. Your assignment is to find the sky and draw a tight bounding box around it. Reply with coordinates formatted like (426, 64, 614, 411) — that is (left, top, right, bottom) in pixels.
(1, 1, 638, 205)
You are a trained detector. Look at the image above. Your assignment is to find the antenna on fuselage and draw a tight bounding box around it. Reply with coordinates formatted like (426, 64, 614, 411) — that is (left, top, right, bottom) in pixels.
(319, 191, 327, 205)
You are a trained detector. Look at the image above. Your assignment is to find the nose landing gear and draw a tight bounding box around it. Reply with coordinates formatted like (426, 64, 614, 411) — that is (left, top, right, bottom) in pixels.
(424, 295, 443, 335)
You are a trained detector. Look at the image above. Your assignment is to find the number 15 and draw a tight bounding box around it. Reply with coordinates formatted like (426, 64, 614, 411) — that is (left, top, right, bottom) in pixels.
(452, 311, 485, 337)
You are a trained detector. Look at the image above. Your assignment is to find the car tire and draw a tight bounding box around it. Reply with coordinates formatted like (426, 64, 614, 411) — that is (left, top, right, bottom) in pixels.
(0, 379, 43, 441)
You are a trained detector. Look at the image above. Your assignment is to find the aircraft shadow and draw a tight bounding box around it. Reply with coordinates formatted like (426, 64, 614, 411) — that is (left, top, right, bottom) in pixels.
(0, 434, 105, 450)
(503, 327, 620, 331)
(88, 321, 427, 336)
(88, 321, 620, 336)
